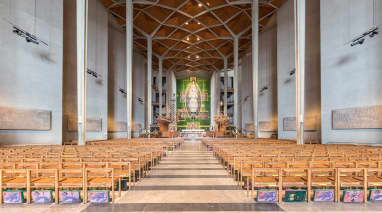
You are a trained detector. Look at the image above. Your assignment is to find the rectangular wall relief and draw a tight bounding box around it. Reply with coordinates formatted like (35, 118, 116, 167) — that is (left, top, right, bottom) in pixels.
(68, 118, 102, 132)
(332, 105, 382, 129)
(0, 106, 51, 130)
(283, 116, 318, 131)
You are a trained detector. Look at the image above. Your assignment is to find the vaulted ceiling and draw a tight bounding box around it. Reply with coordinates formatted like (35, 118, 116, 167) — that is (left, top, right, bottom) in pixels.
(101, 0, 285, 78)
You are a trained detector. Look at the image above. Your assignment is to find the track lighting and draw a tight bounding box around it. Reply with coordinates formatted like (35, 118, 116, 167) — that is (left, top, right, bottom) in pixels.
(259, 86, 268, 93)
(87, 69, 101, 78)
(6, 20, 48, 46)
(350, 27, 379, 47)
(119, 88, 127, 95)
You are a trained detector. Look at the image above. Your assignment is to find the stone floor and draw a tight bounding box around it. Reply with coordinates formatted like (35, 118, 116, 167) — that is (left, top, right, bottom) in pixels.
(2, 140, 382, 213)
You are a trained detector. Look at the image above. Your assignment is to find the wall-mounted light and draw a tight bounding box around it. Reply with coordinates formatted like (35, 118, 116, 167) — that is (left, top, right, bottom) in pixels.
(350, 27, 379, 47)
(137, 97, 144, 104)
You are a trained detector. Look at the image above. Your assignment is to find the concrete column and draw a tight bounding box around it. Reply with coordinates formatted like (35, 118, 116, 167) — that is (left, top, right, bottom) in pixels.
(76, 0, 88, 145)
(126, 0, 133, 139)
(147, 37, 153, 128)
(158, 57, 163, 116)
(252, 0, 259, 138)
(233, 37, 239, 128)
(295, 0, 306, 145)
(224, 57, 228, 116)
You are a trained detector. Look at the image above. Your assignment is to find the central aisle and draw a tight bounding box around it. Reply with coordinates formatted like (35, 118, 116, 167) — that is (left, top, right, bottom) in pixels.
(122, 140, 253, 204)
(83, 140, 283, 212)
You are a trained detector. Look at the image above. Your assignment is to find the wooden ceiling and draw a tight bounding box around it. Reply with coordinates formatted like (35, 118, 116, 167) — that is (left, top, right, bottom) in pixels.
(101, 0, 285, 78)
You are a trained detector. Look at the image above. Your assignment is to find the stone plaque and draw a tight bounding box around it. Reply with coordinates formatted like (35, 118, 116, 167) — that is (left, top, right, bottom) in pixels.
(0, 106, 51, 130)
(68, 118, 102, 132)
(259, 121, 278, 132)
(332, 105, 382, 129)
(283, 116, 318, 131)
(108, 121, 127, 132)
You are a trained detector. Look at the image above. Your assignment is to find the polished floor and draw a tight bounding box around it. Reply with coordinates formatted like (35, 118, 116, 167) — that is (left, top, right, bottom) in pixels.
(2, 141, 382, 213)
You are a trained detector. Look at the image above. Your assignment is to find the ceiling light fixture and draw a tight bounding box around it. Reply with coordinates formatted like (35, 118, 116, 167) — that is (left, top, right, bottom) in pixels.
(198, 3, 202, 7)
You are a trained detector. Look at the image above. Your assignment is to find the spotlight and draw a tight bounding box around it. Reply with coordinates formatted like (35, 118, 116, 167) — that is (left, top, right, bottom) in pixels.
(289, 69, 296, 76)
(369, 30, 378, 38)
(185, 22, 189, 25)
(198, 3, 202, 7)
(351, 38, 365, 47)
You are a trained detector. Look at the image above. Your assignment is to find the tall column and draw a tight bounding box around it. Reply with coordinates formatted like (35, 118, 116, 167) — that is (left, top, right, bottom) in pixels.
(233, 37, 239, 128)
(147, 37, 153, 128)
(295, 0, 306, 145)
(76, 0, 88, 145)
(158, 57, 163, 116)
(252, 0, 259, 139)
(224, 57, 228, 116)
(126, 0, 133, 139)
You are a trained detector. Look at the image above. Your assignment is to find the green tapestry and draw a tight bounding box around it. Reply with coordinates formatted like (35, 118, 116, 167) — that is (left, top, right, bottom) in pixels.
(177, 77, 210, 131)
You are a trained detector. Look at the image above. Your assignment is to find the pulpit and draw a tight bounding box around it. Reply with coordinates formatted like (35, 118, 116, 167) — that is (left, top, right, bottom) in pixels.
(157, 116, 171, 137)
(214, 113, 229, 137)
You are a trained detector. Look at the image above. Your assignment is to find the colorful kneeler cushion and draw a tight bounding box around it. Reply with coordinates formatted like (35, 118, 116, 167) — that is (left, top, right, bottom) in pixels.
(32, 190, 53, 204)
(3, 190, 25, 203)
(285, 189, 307, 202)
(59, 190, 82, 204)
(342, 189, 364, 203)
(313, 189, 335, 202)
(369, 189, 382, 202)
(257, 189, 278, 203)
(88, 190, 111, 203)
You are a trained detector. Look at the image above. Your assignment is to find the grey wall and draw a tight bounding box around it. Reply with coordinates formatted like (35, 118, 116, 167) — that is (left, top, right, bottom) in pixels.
(108, 17, 127, 139)
(63, 0, 108, 142)
(321, 0, 382, 144)
(0, 0, 63, 145)
(258, 26, 278, 138)
(240, 26, 278, 138)
(132, 50, 146, 136)
(277, 0, 321, 143)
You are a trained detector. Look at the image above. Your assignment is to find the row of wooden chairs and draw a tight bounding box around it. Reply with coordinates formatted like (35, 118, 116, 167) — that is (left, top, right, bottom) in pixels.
(203, 139, 382, 202)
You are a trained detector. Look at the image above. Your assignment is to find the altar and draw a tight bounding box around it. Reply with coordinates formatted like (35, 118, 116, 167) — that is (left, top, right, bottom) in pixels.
(181, 129, 206, 138)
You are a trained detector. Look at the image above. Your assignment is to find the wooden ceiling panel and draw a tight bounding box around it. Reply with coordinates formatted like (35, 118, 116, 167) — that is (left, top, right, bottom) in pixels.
(212, 6, 241, 22)
(169, 29, 188, 40)
(172, 41, 188, 50)
(154, 25, 176, 37)
(226, 12, 251, 35)
(183, 20, 204, 32)
(196, 29, 216, 40)
(197, 13, 221, 26)
(198, 0, 226, 8)
(165, 12, 189, 26)
(152, 41, 167, 55)
(179, 0, 206, 16)
(210, 26, 231, 37)
(207, 39, 226, 47)
(159, 0, 184, 8)
(145, 6, 173, 22)
(157, 39, 175, 48)
(185, 45, 201, 53)
(218, 41, 233, 56)
(134, 12, 160, 34)
(197, 42, 214, 50)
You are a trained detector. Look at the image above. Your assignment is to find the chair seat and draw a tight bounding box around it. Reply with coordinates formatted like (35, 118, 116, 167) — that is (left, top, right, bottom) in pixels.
(5, 178, 27, 187)
(340, 177, 363, 186)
